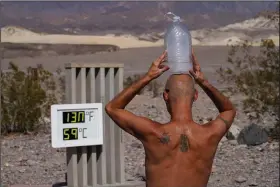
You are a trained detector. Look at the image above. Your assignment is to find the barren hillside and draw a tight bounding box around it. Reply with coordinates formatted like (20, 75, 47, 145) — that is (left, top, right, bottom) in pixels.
(0, 2, 278, 34)
(1, 15, 279, 48)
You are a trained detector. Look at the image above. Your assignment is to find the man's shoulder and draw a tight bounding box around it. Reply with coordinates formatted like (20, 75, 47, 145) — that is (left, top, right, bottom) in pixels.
(137, 118, 164, 134)
(196, 121, 228, 144)
(143, 121, 171, 138)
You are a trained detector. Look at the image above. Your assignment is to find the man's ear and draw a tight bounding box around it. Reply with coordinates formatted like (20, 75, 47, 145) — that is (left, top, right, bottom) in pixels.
(194, 89, 198, 101)
(163, 90, 168, 102)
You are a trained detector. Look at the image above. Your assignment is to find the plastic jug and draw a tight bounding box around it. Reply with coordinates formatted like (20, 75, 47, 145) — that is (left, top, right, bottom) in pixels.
(164, 12, 192, 74)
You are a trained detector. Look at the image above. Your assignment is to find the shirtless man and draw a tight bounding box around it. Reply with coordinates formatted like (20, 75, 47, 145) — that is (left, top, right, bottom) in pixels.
(105, 50, 236, 187)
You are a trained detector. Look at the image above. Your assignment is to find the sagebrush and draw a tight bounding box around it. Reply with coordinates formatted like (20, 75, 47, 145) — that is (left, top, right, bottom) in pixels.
(124, 74, 162, 97)
(1, 62, 62, 134)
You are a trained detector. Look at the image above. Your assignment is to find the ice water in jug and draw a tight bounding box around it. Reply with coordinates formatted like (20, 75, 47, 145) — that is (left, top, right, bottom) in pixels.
(164, 12, 192, 74)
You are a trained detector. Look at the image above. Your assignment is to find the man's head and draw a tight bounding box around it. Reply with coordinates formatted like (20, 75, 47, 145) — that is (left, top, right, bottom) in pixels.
(163, 74, 198, 113)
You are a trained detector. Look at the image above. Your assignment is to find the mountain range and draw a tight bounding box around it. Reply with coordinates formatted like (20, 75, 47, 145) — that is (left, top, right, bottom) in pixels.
(0, 1, 278, 35)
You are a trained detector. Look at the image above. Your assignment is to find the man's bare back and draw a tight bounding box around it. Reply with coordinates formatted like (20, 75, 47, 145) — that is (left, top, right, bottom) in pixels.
(105, 50, 236, 187)
(143, 121, 219, 187)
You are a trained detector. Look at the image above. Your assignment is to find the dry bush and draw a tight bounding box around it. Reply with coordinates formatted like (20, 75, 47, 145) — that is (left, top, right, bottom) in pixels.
(55, 67, 66, 102)
(124, 74, 162, 97)
(217, 39, 279, 139)
(1, 62, 60, 134)
(124, 74, 145, 95)
(147, 79, 162, 98)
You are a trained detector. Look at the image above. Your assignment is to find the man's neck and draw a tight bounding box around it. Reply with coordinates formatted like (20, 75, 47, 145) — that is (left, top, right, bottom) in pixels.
(170, 103, 193, 123)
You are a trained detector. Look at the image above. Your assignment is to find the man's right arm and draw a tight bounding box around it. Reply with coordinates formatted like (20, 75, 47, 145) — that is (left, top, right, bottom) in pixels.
(190, 49, 236, 140)
(198, 79, 236, 139)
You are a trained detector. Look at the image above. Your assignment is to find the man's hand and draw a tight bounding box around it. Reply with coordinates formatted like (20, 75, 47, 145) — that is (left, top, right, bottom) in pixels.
(146, 50, 169, 80)
(189, 49, 205, 84)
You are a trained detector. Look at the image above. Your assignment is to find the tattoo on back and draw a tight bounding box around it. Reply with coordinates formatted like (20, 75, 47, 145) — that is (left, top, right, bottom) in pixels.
(217, 116, 231, 128)
(159, 132, 171, 145)
(180, 134, 189, 152)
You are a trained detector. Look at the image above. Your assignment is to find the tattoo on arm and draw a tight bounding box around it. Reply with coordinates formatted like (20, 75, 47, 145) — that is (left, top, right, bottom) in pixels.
(159, 132, 171, 145)
(180, 134, 189, 152)
(217, 116, 231, 128)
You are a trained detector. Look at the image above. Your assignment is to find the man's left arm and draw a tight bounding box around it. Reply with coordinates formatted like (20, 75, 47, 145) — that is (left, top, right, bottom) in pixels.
(105, 51, 169, 140)
(105, 75, 156, 138)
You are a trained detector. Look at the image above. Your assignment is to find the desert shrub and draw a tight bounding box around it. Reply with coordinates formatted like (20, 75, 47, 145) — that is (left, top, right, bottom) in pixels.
(1, 62, 58, 134)
(55, 67, 66, 102)
(147, 80, 162, 98)
(124, 74, 145, 95)
(217, 37, 279, 138)
(124, 74, 162, 97)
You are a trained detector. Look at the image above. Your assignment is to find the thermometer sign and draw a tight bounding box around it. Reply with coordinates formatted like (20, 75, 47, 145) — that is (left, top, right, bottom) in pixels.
(63, 128, 87, 140)
(51, 103, 103, 148)
(63, 111, 85, 123)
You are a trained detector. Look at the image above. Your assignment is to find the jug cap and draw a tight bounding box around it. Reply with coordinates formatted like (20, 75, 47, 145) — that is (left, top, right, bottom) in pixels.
(166, 12, 181, 22)
(173, 16, 181, 22)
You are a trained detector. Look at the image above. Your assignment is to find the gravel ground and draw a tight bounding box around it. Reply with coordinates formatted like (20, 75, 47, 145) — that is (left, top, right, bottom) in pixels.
(2, 89, 279, 187)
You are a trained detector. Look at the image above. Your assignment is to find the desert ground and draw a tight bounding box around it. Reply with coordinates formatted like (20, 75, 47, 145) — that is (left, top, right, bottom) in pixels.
(1, 44, 279, 187)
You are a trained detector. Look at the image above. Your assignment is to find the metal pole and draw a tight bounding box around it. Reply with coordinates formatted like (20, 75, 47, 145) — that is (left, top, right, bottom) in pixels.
(64, 63, 126, 187)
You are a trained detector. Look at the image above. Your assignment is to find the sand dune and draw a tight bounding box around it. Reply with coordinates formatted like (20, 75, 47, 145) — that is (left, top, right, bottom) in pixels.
(1, 32, 163, 48)
(191, 16, 279, 46)
(1, 26, 164, 48)
(1, 16, 279, 48)
(218, 16, 278, 31)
